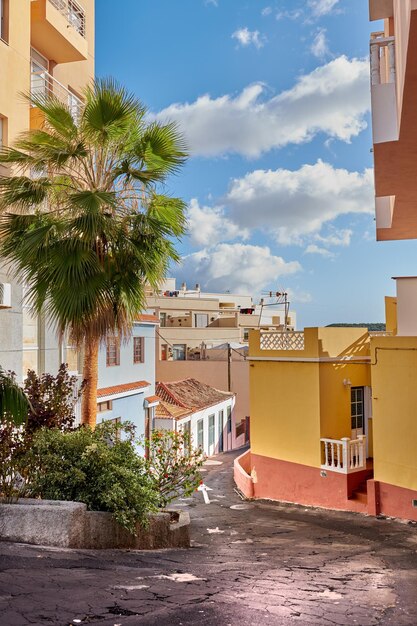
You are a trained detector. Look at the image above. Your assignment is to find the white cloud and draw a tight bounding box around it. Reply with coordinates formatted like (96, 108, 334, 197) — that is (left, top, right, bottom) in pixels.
(308, 0, 340, 17)
(232, 27, 265, 49)
(276, 9, 303, 20)
(205, 0, 218, 6)
(187, 198, 249, 247)
(261, 7, 272, 16)
(226, 160, 374, 245)
(180, 244, 301, 295)
(311, 28, 330, 59)
(315, 229, 352, 247)
(304, 244, 335, 258)
(154, 56, 370, 158)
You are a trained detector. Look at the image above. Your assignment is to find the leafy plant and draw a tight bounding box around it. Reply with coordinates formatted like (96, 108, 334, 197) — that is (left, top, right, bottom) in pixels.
(23, 364, 84, 434)
(24, 421, 158, 534)
(144, 430, 204, 508)
(0, 421, 28, 502)
(0, 367, 30, 426)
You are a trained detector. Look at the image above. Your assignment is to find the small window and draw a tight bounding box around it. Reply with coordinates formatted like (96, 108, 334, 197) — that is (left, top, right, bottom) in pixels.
(173, 344, 186, 361)
(197, 418, 204, 449)
(194, 313, 208, 328)
(160, 312, 167, 327)
(1, 0, 9, 43)
(243, 328, 250, 342)
(208, 414, 215, 447)
(133, 336, 145, 364)
(106, 336, 120, 366)
(227, 405, 232, 434)
(97, 400, 113, 413)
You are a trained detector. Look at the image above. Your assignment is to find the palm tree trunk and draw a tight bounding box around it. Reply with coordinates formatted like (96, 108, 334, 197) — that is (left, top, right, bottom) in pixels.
(81, 336, 99, 428)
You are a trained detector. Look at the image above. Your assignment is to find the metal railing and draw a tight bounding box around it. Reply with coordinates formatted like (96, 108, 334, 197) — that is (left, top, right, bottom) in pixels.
(31, 69, 83, 122)
(48, 0, 86, 38)
(260, 330, 304, 351)
(321, 436, 366, 474)
(370, 32, 395, 86)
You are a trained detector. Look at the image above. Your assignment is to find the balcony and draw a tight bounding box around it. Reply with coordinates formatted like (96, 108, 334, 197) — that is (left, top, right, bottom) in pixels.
(31, 69, 83, 125)
(370, 32, 398, 144)
(321, 436, 366, 474)
(31, 0, 88, 64)
(259, 330, 304, 351)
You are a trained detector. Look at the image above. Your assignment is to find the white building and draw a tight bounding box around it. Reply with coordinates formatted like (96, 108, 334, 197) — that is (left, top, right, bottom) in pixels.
(155, 378, 236, 456)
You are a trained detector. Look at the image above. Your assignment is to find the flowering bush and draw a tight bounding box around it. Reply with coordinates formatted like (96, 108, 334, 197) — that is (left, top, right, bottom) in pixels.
(143, 429, 204, 508)
(23, 421, 159, 534)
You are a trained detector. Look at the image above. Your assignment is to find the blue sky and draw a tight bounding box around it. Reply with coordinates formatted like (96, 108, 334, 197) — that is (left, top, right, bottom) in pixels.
(96, 0, 417, 328)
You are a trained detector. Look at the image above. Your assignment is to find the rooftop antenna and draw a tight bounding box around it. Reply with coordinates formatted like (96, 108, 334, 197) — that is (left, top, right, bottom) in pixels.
(258, 289, 290, 330)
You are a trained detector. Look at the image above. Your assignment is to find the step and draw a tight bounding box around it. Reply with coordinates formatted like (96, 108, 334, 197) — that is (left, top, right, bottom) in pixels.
(351, 491, 368, 504)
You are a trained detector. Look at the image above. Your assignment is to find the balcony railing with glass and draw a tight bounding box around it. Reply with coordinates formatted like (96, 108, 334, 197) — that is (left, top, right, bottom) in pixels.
(48, 0, 86, 38)
(31, 69, 83, 122)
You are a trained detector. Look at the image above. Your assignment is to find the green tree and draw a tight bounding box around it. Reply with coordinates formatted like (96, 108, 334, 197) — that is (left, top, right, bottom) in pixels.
(0, 368, 29, 426)
(0, 79, 187, 427)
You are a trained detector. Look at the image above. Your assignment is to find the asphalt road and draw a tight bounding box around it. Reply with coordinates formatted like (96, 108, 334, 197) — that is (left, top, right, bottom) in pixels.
(1, 450, 417, 625)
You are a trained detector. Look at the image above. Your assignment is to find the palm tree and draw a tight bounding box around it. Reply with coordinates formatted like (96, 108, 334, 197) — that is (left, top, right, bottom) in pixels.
(0, 79, 187, 427)
(0, 368, 29, 425)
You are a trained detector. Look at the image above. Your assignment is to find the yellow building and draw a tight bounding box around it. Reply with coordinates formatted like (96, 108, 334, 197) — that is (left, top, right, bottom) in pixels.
(0, 0, 95, 379)
(235, 328, 374, 514)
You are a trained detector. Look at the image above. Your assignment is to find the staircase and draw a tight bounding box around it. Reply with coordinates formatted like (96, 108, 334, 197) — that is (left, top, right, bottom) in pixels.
(349, 462, 374, 511)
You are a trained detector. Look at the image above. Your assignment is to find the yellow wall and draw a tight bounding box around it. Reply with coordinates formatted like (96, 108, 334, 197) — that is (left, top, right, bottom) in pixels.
(249, 327, 372, 469)
(0, 0, 94, 146)
(371, 335, 417, 490)
(249, 359, 321, 467)
(385, 296, 398, 334)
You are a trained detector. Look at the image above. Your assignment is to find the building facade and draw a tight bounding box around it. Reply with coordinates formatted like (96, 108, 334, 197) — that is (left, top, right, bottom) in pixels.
(155, 378, 236, 457)
(0, 0, 95, 380)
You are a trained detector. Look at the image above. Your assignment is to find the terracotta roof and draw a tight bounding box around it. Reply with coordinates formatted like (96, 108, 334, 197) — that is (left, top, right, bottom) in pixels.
(155, 399, 192, 421)
(144, 395, 160, 404)
(97, 380, 150, 398)
(136, 314, 159, 324)
(156, 378, 234, 412)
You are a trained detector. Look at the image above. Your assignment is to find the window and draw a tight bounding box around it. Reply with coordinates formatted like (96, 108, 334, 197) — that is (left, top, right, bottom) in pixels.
(106, 336, 120, 366)
(351, 387, 364, 433)
(1, 0, 9, 43)
(97, 400, 113, 413)
(133, 336, 145, 364)
(208, 414, 215, 447)
(194, 313, 208, 328)
(227, 405, 232, 434)
(197, 419, 204, 449)
(243, 328, 250, 342)
(160, 312, 167, 327)
(173, 344, 186, 361)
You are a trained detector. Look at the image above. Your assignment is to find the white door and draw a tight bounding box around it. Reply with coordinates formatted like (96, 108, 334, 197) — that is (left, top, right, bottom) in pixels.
(350, 386, 365, 439)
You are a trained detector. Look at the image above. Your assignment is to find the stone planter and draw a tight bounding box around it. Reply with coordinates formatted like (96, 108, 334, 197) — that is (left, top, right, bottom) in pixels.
(0, 499, 190, 549)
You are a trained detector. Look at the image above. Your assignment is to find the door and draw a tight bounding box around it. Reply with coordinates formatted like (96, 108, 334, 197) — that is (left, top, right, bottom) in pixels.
(197, 418, 204, 451)
(208, 414, 215, 456)
(218, 410, 224, 452)
(351, 386, 365, 439)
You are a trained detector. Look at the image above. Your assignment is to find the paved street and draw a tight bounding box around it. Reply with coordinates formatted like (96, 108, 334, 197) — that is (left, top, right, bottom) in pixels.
(1, 451, 417, 625)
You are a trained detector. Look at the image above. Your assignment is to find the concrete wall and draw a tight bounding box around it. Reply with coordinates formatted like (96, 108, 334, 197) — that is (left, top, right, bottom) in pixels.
(156, 359, 248, 450)
(371, 335, 417, 492)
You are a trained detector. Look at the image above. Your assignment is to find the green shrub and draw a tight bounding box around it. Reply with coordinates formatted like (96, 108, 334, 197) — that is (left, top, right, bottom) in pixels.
(0, 421, 29, 502)
(24, 421, 158, 534)
(144, 429, 204, 508)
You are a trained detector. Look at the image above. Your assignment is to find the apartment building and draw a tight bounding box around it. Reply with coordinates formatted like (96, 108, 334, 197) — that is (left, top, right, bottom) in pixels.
(0, 0, 95, 380)
(146, 278, 294, 450)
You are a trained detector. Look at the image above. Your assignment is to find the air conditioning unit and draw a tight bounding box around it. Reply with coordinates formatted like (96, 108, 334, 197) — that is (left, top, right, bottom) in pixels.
(0, 283, 12, 309)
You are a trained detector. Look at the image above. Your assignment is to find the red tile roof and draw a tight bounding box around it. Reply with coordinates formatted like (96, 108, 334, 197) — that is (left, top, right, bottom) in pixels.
(156, 378, 234, 412)
(136, 314, 159, 324)
(155, 399, 192, 420)
(97, 380, 150, 398)
(144, 395, 160, 404)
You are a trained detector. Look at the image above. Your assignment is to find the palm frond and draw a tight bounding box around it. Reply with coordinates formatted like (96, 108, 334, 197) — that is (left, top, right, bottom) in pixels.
(0, 368, 29, 425)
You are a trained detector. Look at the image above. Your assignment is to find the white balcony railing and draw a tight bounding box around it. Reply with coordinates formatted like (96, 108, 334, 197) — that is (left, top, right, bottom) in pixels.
(49, 0, 86, 38)
(31, 70, 83, 122)
(320, 436, 366, 474)
(260, 330, 304, 351)
(370, 32, 395, 86)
